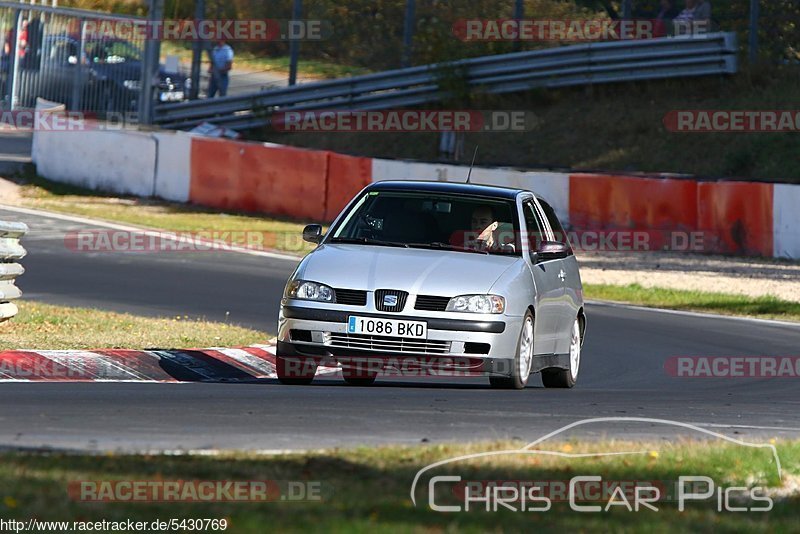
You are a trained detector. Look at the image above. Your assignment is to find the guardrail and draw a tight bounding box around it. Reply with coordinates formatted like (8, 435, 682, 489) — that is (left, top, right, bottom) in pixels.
(0, 221, 28, 322)
(155, 32, 738, 131)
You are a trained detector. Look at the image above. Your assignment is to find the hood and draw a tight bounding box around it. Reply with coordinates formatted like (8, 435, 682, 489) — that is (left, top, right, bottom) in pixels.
(297, 244, 520, 296)
(89, 62, 185, 84)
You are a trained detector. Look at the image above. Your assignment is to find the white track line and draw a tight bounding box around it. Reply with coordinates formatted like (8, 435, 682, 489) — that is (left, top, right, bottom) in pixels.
(587, 299, 800, 328)
(0, 203, 301, 262)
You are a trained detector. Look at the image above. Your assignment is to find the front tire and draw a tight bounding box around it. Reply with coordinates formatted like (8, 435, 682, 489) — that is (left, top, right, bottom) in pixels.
(342, 362, 378, 386)
(489, 311, 534, 390)
(276, 356, 317, 385)
(542, 318, 581, 388)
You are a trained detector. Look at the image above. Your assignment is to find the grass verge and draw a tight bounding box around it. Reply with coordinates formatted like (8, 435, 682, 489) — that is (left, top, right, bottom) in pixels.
(0, 301, 268, 350)
(0, 439, 796, 532)
(10, 172, 315, 255)
(585, 283, 800, 323)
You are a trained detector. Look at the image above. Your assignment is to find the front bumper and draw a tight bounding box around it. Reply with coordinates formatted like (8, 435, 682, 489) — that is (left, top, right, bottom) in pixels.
(277, 303, 523, 376)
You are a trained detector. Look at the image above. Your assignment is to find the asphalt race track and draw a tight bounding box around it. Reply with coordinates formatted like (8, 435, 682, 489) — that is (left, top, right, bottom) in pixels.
(1, 205, 799, 451)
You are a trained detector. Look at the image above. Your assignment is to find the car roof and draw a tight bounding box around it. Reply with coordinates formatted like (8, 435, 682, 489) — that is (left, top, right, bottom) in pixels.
(365, 180, 526, 200)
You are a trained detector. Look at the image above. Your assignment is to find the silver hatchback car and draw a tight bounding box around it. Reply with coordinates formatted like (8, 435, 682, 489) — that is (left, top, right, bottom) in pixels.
(277, 181, 586, 389)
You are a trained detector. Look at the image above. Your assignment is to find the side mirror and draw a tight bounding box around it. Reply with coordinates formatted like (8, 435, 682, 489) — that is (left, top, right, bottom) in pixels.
(302, 224, 323, 244)
(533, 241, 571, 262)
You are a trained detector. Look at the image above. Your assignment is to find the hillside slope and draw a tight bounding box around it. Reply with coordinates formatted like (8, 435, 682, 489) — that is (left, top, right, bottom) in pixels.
(254, 66, 800, 183)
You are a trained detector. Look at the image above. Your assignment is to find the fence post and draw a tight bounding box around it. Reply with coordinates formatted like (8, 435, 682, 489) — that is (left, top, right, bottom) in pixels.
(512, 0, 523, 52)
(189, 0, 205, 99)
(7, 8, 21, 109)
(69, 18, 85, 111)
(749, 0, 759, 62)
(139, 0, 164, 124)
(288, 0, 302, 86)
(401, 0, 416, 67)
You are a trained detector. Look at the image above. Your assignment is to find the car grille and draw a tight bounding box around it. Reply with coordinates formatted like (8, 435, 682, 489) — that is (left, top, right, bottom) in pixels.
(375, 289, 408, 312)
(334, 288, 367, 306)
(414, 295, 450, 311)
(328, 333, 450, 354)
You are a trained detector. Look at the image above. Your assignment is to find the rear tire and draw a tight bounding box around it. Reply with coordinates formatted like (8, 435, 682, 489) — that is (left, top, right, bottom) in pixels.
(489, 311, 534, 390)
(276, 356, 317, 385)
(542, 318, 581, 389)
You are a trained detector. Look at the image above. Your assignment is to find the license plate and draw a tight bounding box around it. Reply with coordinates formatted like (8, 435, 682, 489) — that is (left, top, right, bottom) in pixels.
(159, 91, 184, 102)
(347, 316, 427, 339)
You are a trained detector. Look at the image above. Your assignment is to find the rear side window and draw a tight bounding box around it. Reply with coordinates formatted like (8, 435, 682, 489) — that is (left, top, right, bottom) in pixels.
(523, 201, 547, 251)
(539, 199, 571, 247)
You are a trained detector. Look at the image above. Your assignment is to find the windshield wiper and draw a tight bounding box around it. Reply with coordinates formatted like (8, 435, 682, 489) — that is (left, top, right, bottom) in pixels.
(329, 237, 409, 248)
(406, 242, 489, 255)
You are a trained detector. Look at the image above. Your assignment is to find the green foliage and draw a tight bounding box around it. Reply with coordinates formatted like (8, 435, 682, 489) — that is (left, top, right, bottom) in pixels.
(58, 1, 800, 65)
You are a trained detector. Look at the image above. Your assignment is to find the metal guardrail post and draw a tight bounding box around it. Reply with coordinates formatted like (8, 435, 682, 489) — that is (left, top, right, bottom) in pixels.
(0, 221, 27, 323)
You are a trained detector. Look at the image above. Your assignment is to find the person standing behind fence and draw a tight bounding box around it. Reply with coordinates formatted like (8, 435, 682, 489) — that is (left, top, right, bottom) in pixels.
(207, 38, 234, 98)
(693, 0, 711, 31)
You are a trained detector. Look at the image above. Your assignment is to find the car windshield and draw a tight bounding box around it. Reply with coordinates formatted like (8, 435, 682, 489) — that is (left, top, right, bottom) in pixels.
(329, 190, 520, 256)
(85, 40, 141, 64)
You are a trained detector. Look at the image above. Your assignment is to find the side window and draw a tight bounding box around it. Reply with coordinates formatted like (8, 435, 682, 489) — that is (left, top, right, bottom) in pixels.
(523, 201, 547, 252)
(539, 199, 571, 248)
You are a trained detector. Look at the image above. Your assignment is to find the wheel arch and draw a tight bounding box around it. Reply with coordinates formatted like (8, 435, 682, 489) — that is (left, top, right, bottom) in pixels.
(577, 306, 587, 347)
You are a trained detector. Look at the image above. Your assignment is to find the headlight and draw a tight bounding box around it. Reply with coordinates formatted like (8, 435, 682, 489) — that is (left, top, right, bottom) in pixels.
(123, 80, 140, 90)
(446, 294, 505, 314)
(286, 280, 334, 302)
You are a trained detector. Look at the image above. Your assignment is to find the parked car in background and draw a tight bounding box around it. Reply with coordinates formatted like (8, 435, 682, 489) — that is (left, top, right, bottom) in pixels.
(277, 180, 586, 389)
(4, 35, 188, 114)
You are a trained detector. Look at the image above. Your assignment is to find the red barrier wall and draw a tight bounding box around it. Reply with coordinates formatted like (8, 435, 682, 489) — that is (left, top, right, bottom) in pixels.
(570, 173, 774, 256)
(569, 174, 698, 250)
(697, 182, 774, 256)
(190, 138, 329, 220)
(324, 152, 373, 221)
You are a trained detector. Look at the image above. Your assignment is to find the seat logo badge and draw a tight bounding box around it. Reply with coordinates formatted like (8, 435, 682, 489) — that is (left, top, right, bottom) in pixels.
(383, 295, 398, 307)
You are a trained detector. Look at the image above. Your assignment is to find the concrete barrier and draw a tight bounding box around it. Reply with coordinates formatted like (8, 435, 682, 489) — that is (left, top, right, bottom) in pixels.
(153, 131, 193, 202)
(0, 221, 27, 322)
(698, 182, 774, 257)
(774, 184, 800, 259)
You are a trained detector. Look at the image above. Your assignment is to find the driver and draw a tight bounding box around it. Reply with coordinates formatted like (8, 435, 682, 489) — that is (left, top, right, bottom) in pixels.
(468, 206, 499, 249)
